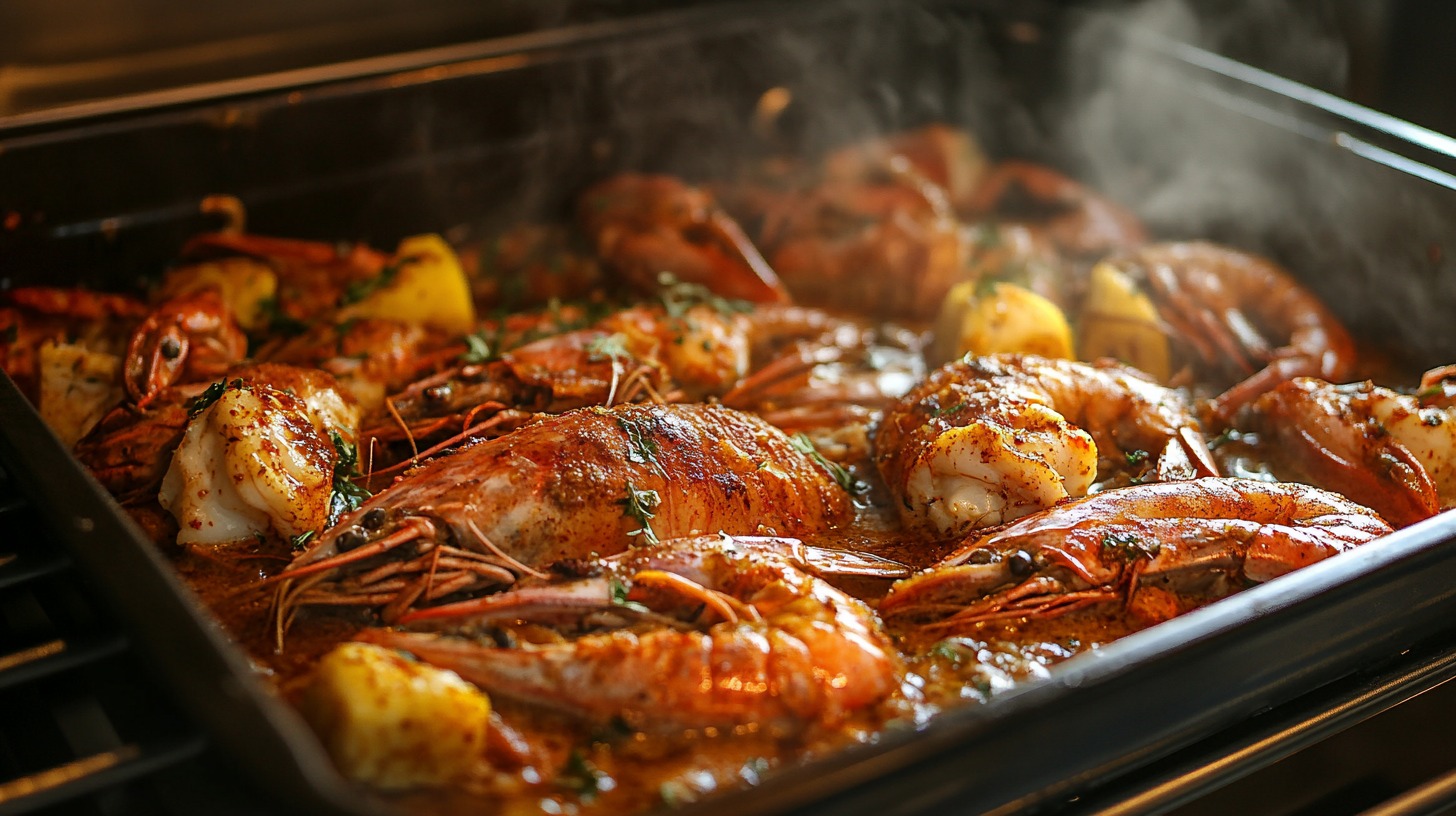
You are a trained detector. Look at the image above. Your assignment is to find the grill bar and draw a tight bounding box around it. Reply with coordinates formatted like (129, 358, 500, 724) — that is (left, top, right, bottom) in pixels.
(0, 735, 207, 816)
(0, 635, 129, 691)
(0, 555, 75, 595)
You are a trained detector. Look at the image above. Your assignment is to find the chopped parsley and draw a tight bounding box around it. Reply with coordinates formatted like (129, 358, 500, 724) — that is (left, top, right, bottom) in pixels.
(607, 577, 650, 614)
(339, 257, 408, 306)
(1100, 531, 1161, 562)
(615, 416, 660, 465)
(258, 297, 309, 336)
(789, 433, 867, 494)
(657, 272, 754, 319)
(587, 332, 631, 363)
(930, 640, 968, 664)
(1124, 449, 1150, 466)
(188, 378, 242, 418)
(290, 530, 316, 550)
(1207, 428, 1239, 450)
(328, 431, 373, 525)
(930, 402, 966, 419)
(460, 331, 495, 364)
(559, 750, 610, 800)
(619, 481, 661, 546)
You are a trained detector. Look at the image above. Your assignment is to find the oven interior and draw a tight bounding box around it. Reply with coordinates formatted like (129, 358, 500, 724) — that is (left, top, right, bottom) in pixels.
(4, 2, 1456, 814)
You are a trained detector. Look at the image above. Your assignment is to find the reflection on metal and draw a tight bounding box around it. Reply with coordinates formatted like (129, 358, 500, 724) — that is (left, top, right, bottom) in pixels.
(0, 638, 66, 674)
(0, 745, 141, 803)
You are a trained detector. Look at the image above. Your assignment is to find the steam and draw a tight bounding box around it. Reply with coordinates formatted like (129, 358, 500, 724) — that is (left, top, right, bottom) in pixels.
(1059, 0, 1456, 367)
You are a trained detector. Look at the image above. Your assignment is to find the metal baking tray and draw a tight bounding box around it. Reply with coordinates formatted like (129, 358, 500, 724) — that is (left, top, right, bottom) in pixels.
(4, 1, 1456, 813)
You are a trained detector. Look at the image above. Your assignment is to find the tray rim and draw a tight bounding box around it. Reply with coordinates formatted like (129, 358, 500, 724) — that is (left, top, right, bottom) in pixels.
(4, 2, 1456, 814)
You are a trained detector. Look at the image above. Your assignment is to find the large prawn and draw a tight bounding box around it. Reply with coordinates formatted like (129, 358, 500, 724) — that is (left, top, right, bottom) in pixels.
(875, 354, 1218, 537)
(1233, 369, 1456, 528)
(879, 478, 1391, 634)
(359, 534, 904, 735)
(1103, 242, 1355, 418)
(268, 403, 857, 630)
(366, 299, 920, 466)
(577, 174, 790, 304)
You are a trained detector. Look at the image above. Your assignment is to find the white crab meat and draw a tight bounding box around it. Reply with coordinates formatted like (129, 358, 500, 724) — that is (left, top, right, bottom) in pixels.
(300, 642, 491, 790)
(907, 401, 1097, 534)
(1368, 390, 1456, 506)
(159, 383, 335, 546)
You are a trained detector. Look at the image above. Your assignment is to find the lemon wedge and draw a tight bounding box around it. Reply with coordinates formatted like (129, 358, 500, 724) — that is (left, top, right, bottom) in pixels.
(339, 234, 476, 335)
(1078, 261, 1170, 381)
(931, 280, 1075, 364)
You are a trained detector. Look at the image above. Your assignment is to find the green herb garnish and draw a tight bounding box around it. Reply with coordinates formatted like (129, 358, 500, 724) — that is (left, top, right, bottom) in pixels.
(789, 433, 867, 494)
(607, 577, 651, 614)
(587, 332, 631, 363)
(328, 430, 373, 525)
(258, 297, 309, 336)
(930, 402, 966, 419)
(1100, 531, 1161, 561)
(1124, 449, 1150, 466)
(615, 416, 660, 465)
(290, 530, 316, 550)
(620, 481, 661, 546)
(657, 272, 754, 319)
(340, 257, 411, 306)
(460, 332, 495, 364)
(559, 750, 609, 800)
(188, 378, 242, 418)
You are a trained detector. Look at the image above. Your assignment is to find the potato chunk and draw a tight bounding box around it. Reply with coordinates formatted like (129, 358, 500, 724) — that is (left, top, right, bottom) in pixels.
(1078, 261, 1171, 381)
(931, 280, 1074, 365)
(38, 342, 122, 448)
(300, 642, 491, 790)
(339, 234, 476, 335)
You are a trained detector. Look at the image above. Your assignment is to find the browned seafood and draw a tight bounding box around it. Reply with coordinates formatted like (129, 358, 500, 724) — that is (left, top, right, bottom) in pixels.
(1105, 242, 1356, 417)
(363, 535, 903, 734)
(270, 403, 856, 626)
(875, 354, 1217, 537)
(578, 174, 791, 303)
(1237, 373, 1456, 528)
(880, 478, 1391, 633)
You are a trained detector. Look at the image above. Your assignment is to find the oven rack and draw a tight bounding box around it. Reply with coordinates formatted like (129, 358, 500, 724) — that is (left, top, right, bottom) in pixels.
(0, 455, 285, 815)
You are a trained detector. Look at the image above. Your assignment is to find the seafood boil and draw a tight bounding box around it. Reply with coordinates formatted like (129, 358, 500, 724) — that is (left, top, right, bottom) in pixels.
(2, 123, 1437, 814)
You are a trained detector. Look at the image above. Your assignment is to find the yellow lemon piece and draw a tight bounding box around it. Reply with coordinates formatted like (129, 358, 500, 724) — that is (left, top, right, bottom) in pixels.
(38, 342, 122, 448)
(1078, 261, 1171, 381)
(931, 280, 1075, 365)
(300, 642, 491, 790)
(159, 257, 278, 332)
(340, 234, 477, 335)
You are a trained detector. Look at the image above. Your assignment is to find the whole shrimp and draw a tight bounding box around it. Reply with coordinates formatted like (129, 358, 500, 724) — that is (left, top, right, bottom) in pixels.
(875, 354, 1218, 537)
(269, 403, 856, 627)
(734, 160, 968, 322)
(577, 174, 790, 304)
(1104, 242, 1355, 418)
(359, 534, 903, 735)
(368, 299, 918, 464)
(879, 478, 1391, 634)
(1234, 369, 1456, 528)
(124, 289, 249, 409)
(962, 160, 1147, 258)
